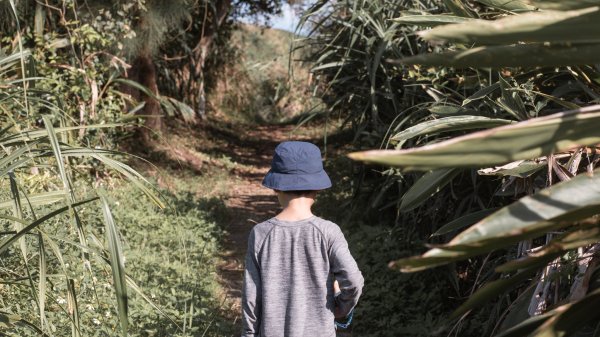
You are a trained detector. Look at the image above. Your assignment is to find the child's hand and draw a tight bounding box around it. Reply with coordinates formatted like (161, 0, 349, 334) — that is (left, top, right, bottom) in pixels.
(333, 280, 340, 295)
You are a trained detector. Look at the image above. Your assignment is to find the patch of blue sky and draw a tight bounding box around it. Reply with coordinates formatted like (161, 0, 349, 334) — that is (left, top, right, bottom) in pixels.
(238, 2, 315, 36)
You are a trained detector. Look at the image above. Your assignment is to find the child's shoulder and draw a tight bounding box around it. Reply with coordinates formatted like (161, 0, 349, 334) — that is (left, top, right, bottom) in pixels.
(251, 216, 341, 233)
(310, 217, 345, 238)
(310, 216, 340, 229)
(252, 219, 275, 231)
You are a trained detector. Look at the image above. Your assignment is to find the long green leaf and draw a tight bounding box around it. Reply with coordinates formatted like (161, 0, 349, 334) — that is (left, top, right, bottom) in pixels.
(100, 196, 128, 336)
(432, 208, 498, 237)
(477, 0, 536, 11)
(0, 198, 99, 255)
(348, 106, 600, 171)
(496, 313, 554, 337)
(400, 168, 460, 211)
(391, 169, 600, 272)
(463, 83, 501, 106)
(391, 116, 513, 143)
(531, 288, 600, 336)
(393, 14, 478, 26)
(125, 276, 182, 331)
(38, 234, 47, 332)
(495, 227, 600, 273)
(42, 115, 71, 200)
(525, 0, 600, 10)
(0, 124, 122, 146)
(443, 0, 476, 17)
(66, 279, 81, 337)
(393, 43, 600, 68)
(419, 6, 600, 45)
(0, 190, 65, 209)
(452, 268, 538, 318)
(478, 160, 546, 178)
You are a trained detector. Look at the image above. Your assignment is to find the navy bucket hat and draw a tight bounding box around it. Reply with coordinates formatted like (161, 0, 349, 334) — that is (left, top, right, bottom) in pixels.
(262, 141, 332, 191)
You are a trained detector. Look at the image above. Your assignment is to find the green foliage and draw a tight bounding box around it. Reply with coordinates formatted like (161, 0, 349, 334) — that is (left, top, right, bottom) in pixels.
(350, 107, 600, 170)
(1, 1, 137, 147)
(306, 0, 600, 335)
(1, 184, 234, 336)
(0, 6, 234, 336)
(206, 24, 321, 124)
(92, 186, 233, 336)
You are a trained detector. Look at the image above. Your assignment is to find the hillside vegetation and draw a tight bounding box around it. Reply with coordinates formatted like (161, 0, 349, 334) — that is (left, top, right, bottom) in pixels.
(208, 24, 321, 124)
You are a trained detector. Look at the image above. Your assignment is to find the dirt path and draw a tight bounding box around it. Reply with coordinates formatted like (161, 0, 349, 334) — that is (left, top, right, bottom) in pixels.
(214, 124, 352, 336)
(216, 124, 311, 322)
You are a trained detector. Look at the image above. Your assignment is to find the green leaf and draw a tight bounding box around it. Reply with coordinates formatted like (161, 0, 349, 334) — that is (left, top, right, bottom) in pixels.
(393, 14, 478, 27)
(496, 312, 554, 337)
(400, 168, 460, 212)
(348, 107, 600, 171)
(391, 169, 600, 272)
(478, 160, 546, 178)
(432, 208, 498, 237)
(391, 116, 514, 143)
(525, 0, 600, 10)
(114, 78, 159, 100)
(100, 196, 128, 337)
(428, 105, 480, 116)
(495, 227, 600, 273)
(443, 0, 476, 17)
(0, 190, 65, 209)
(0, 198, 99, 255)
(531, 288, 600, 336)
(42, 115, 71, 201)
(66, 279, 81, 337)
(163, 97, 196, 124)
(498, 76, 527, 120)
(452, 268, 538, 318)
(419, 6, 600, 45)
(0, 124, 123, 146)
(463, 83, 501, 106)
(124, 276, 182, 331)
(477, 0, 536, 11)
(38, 234, 47, 331)
(393, 43, 600, 68)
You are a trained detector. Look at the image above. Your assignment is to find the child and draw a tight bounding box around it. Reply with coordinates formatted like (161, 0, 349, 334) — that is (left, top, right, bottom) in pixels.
(242, 141, 364, 337)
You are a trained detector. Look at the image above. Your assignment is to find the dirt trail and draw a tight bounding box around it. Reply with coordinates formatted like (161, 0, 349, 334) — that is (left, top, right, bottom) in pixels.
(212, 123, 353, 336)
(217, 124, 311, 319)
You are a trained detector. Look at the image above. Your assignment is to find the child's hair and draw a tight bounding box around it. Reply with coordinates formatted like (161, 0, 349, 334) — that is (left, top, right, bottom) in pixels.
(280, 190, 317, 196)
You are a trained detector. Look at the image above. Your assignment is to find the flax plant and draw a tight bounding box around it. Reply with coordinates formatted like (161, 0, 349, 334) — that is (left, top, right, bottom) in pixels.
(305, 0, 600, 335)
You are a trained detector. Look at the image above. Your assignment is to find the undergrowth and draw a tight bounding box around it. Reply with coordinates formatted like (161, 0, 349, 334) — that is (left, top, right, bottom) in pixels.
(206, 24, 321, 124)
(1, 183, 235, 337)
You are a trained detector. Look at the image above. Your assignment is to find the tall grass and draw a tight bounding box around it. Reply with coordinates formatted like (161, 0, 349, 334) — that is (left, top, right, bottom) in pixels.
(0, 24, 172, 336)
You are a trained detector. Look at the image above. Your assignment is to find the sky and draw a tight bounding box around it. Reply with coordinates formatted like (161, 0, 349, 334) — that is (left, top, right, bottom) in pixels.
(270, 3, 302, 33)
(239, 2, 313, 35)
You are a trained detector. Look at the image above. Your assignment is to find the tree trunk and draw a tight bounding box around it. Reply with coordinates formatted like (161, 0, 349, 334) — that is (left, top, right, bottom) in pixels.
(186, 0, 232, 118)
(127, 50, 162, 142)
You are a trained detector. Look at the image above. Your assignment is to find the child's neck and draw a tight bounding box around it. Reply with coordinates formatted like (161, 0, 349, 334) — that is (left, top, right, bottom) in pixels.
(276, 197, 315, 222)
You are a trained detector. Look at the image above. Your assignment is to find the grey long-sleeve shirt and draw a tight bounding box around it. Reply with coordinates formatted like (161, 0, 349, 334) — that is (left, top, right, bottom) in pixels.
(242, 216, 364, 337)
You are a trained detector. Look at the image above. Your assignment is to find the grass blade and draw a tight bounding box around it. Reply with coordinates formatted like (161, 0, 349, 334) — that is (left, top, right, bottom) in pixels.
(99, 196, 128, 337)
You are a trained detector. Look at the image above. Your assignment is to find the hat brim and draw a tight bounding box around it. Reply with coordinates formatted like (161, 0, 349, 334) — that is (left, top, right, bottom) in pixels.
(262, 170, 332, 191)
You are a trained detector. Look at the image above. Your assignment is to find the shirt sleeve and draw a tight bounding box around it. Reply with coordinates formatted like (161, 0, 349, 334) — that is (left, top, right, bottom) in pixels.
(329, 225, 364, 318)
(242, 229, 261, 337)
